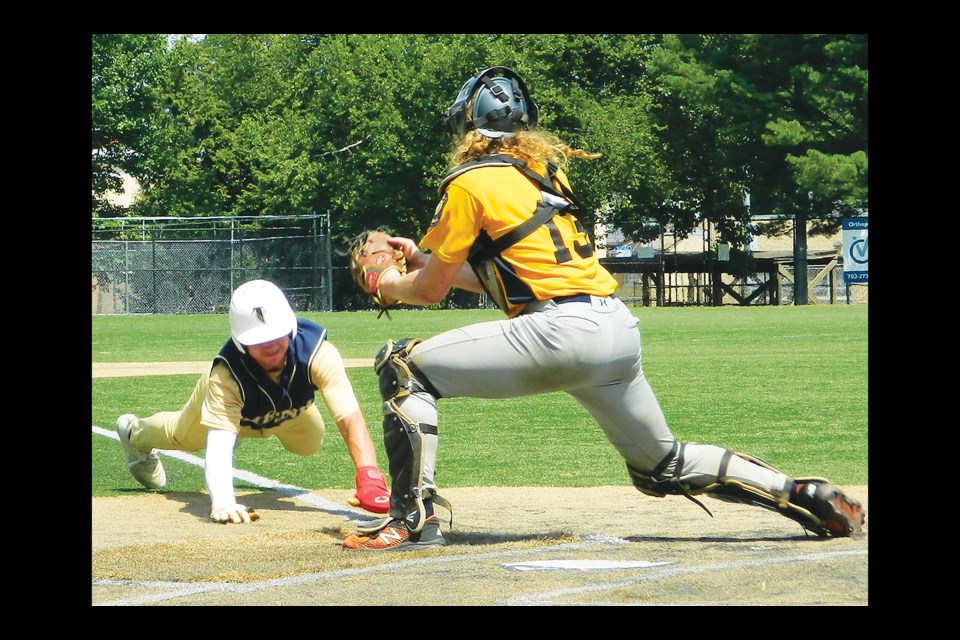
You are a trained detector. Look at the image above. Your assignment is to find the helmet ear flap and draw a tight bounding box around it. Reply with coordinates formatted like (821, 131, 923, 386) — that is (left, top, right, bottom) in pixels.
(232, 337, 247, 354)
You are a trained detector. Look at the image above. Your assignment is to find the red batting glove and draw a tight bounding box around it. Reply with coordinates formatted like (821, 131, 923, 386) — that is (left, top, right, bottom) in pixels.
(350, 466, 390, 513)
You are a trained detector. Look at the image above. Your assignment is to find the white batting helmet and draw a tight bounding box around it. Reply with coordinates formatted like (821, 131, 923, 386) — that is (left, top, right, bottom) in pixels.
(228, 279, 297, 353)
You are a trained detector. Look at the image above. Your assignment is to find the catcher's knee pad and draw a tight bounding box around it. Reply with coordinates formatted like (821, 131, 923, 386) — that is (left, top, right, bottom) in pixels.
(627, 441, 687, 498)
(374, 338, 442, 403)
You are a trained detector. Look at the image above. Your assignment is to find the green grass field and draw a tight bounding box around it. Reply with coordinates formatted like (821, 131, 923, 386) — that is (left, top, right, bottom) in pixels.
(92, 305, 868, 497)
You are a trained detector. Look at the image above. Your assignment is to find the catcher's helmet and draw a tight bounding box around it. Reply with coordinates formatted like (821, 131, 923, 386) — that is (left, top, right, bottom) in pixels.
(228, 279, 297, 353)
(446, 66, 539, 139)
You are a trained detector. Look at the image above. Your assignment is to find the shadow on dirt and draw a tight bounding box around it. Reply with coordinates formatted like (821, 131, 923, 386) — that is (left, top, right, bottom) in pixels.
(161, 490, 359, 522)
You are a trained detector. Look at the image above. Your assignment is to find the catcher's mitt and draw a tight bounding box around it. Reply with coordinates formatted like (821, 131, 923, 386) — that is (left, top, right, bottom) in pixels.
(348, 229, 407, 314)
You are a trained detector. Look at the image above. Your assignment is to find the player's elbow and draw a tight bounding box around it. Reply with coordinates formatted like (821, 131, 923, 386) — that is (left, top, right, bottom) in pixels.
(411, 272, 452, 304)
(419, 284, 449, 305)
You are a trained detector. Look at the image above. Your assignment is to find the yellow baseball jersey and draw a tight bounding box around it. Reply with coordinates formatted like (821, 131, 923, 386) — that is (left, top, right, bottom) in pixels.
(421, 158, 618, 317)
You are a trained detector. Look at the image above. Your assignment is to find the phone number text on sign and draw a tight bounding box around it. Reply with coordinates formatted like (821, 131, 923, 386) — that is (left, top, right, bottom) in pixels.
(842, 218, 868, 285)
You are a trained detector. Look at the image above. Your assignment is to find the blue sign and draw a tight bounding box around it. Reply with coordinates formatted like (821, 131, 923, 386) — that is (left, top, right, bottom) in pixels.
(842, 218, 868, 284)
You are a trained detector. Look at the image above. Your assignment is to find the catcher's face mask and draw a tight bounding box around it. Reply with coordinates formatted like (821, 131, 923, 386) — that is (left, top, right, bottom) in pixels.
(445, 66, 539, 139)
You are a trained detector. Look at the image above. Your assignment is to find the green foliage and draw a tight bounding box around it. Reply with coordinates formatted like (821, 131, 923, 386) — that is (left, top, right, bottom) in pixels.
(91, 34, 168, 216)
(92, 306, 868, 499)
(643, 33, 868, 243)
(92, 34, 867, 245)
(788, 150, 868, 207)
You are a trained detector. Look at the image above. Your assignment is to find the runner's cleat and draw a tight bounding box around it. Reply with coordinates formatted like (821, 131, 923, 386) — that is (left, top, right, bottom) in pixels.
(116, 414, 167, 490)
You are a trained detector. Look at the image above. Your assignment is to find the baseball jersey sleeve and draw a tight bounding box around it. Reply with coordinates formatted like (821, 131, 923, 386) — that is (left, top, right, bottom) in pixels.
(421, 182, 483, 264)
(310, 340, 361, 422)
(201, 361, 245, 434)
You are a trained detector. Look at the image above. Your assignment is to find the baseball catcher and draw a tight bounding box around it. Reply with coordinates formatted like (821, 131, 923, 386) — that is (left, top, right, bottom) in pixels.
(348, 229, 407, 316)
(338, 65, 864, 552)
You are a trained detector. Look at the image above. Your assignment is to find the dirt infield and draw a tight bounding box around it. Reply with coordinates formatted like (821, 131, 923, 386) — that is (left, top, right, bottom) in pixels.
(92, 362, 868, 606)
(93, 485, 868, 606)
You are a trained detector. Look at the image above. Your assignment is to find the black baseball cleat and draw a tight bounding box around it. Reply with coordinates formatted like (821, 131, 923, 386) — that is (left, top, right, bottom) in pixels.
(789, 481, 865, 537)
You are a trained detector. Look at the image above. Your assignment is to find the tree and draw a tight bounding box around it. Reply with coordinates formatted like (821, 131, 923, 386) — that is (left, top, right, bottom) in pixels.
(91, 34, 168, 217)
(645, 34, 868, 303)
(653, 34, 868, 243)
(93, 34, 867, 306)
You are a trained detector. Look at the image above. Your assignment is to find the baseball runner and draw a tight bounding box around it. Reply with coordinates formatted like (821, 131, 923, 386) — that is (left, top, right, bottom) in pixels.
(343, 66, 865, 550)
(116, 279, 391, 523)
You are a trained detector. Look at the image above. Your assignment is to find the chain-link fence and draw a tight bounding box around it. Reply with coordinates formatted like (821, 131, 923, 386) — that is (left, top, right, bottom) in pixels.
(93, 214, 867, 315)
(774, 265, 869, 305)
(92, 215, 334, 315)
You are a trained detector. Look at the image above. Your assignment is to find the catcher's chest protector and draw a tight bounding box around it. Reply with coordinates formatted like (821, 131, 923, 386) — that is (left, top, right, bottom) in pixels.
(439, 154, 584, 317)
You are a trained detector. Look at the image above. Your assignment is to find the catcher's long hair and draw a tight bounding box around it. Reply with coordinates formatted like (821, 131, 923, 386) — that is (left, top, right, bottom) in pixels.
(449, 129, 601, 176)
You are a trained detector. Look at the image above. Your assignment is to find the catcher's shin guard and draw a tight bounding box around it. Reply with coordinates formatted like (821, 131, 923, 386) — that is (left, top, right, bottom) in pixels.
(627, 444, 831, 534)
(382, 414, 436, 533)
(375, 339, 451, 533)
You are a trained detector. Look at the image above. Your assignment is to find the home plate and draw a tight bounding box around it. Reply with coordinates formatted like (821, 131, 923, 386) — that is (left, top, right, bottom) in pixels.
(502, 560, 674, 572)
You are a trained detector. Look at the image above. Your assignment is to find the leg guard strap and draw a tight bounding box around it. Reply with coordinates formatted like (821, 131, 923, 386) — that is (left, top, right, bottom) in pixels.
(629, 444, 837, 533)
(627, 442, 717, 516)
(698, 448, 791, 512)
(627, 443, 817, 527)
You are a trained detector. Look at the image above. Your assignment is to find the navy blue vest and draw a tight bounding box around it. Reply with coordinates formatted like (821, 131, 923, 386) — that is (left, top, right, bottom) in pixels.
(213, 318, 327, 430)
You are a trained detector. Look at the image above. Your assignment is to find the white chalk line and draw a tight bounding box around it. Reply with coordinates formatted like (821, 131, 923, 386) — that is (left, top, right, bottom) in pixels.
(94, 425, 652, 606)
(92, 426, 867, 606)
(93, 425, 358, 515)
(500, 548, 868, 606)
(92, 538, 629, 606)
